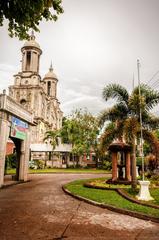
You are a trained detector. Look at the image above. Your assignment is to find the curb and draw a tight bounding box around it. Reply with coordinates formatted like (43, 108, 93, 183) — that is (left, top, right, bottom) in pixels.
(29, 172, 110, 175)
(1, 180, 31, 190)
(62, 185, 159, 223)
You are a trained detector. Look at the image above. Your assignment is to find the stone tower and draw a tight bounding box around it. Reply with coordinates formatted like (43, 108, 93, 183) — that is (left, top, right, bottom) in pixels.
(9, 32, 63, 144)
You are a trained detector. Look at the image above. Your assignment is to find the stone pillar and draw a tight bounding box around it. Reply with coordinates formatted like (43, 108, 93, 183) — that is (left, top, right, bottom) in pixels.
(22, 52, 27, 71)
(112, 152, 118, 181)
(32, 51, 38, 72)
(83, 153, 87, 161)
(0, 116, 10, 187)
(125, 152, 131, 181)
(19, 129, 31, 181)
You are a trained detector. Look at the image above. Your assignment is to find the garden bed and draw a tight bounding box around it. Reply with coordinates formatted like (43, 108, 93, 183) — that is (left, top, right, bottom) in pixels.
(84, 178, 159, 208)
(63, 178, 159, 222)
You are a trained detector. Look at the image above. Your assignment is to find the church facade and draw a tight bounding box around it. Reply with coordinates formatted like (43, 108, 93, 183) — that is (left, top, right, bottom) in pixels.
(7, 33, 94, 168)
(9, 33, 63, 146)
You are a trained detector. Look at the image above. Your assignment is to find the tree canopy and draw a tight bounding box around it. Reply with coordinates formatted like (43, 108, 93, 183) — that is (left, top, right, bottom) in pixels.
(60, 109, 99, 158)
(0, 0, 64, 39)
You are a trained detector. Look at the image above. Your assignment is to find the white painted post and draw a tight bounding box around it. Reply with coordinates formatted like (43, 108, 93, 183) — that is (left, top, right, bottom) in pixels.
(137, 180, 154, 201)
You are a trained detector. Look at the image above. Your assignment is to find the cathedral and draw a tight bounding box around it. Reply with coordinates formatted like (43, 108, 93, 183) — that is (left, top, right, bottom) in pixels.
(7, 33, 92, 168)
(9, 32, 63, 146)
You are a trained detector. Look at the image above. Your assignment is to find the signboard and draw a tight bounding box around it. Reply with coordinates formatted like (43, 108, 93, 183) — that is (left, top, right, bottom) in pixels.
(10, 116, 28, 140)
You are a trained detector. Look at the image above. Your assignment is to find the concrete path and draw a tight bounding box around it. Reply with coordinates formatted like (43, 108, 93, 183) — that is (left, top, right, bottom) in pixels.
(0, 173, 159, 240)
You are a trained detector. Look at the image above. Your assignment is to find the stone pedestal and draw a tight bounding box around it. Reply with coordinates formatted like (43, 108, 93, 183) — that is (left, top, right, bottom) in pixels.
(137, 180, 154, 201)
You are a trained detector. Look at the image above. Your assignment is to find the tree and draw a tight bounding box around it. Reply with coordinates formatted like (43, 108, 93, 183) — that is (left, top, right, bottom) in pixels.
(0, 0, 64, 39)
(60, 116, 80, 166)
(60, 109, 99, 166)
(99, 83, 159, 189)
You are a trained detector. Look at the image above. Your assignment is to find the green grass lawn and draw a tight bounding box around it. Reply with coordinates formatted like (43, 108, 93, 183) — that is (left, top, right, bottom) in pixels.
(6, 168, 110, 175)
(65, 179, 159, 218)
(84, 178, 159, 207)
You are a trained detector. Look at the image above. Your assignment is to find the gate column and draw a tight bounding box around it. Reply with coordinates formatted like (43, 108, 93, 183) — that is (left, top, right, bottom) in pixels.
(0, 115, 10, 187)
(19, 129, 31, 181)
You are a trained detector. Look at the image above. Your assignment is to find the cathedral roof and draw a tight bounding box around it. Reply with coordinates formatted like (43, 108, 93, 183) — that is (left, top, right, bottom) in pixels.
(44, 63, 58, 80)
(22, 31, 41, 50)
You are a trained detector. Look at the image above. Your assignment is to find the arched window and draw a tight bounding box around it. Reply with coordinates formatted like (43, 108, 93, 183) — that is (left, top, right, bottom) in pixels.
(26, 51, 31, 71)
(47, 81, 51, 96)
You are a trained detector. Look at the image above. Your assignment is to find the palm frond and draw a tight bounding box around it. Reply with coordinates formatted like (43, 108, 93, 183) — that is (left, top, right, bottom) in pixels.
(98, 103, 128, 127)
(143, 115, 159, 130)
(124, 117, 139, 143)
(133, 84, 159, 111)
(99, 123, 117, 149)
(102, 84, 129, 104)
(99, 121, 124, 150)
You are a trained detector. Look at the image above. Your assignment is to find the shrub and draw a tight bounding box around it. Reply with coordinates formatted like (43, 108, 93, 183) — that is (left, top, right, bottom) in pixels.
(5, 153, 16, 169)
(29, 160, 37, 169)
(100, 160, 112, 170)
(145, 154, 157, 171)
(36, 160, 45, 169)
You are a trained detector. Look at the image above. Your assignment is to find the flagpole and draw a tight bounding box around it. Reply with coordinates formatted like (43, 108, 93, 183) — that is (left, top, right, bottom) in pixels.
(137, 59, 144, 181)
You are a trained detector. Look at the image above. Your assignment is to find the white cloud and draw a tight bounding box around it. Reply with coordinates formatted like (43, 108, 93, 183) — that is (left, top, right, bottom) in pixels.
(0, 64, 16, 93)
(1, 0, 159, 116)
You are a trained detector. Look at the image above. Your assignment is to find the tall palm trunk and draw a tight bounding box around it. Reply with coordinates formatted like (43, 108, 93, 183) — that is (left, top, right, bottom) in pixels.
(131, 137, 137, 189)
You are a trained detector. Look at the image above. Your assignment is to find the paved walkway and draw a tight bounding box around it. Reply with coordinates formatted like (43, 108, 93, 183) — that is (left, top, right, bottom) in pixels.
(0, 173, 159, 240)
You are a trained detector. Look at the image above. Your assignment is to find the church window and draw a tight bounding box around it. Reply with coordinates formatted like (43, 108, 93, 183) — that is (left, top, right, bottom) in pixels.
(47, 81, 51, 96)
(20, 99, 27, 106)
(26, 51, 31, 70)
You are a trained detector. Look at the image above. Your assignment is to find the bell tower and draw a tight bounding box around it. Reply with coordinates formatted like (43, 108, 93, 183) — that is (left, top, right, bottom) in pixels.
(43, 62, 58, 98)
(21, 31, 42, 73)
(9, 32, 43, 111)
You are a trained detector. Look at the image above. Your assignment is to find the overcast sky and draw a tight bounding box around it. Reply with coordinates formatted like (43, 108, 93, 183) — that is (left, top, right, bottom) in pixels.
(1, 0, 159, 116)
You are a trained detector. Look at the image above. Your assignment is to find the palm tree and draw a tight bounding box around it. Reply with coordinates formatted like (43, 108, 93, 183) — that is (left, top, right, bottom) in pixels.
(44, 130, 60, 165)
(99, 83, 159, 189)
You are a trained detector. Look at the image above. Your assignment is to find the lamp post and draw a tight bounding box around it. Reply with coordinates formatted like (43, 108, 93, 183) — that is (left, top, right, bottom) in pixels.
(136, 59, 153, 201)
